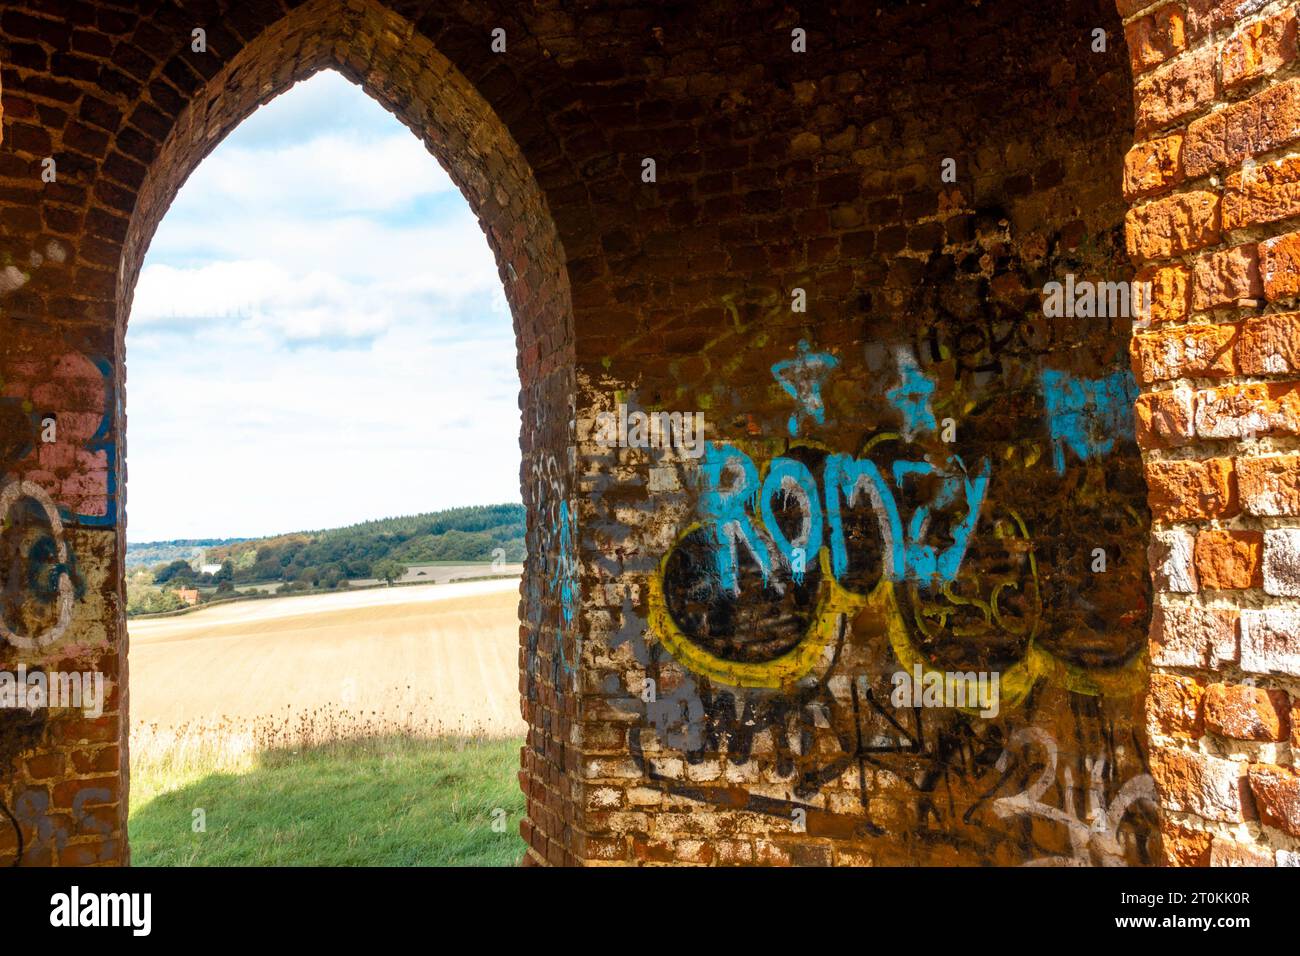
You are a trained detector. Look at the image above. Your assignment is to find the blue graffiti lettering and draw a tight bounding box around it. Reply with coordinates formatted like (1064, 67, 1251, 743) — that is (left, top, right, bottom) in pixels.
(824, 454, 903, 581)
(886, 350, 937, 439)
(700, 441, 989, 591)
(1040, 368, 1138, 474)
(759, 457, 822, 585)
(894, 457, 990, 584)
(549, 499, 578, 632)
(701, 443, 771, 593)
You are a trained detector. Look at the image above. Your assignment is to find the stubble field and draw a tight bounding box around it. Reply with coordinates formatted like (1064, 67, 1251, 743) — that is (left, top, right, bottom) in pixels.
(127, 578, 527, 866)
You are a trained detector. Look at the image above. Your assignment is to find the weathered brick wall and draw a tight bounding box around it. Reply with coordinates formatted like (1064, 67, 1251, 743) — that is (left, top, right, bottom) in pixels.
(0, 0, 1294, 866)
(574, 0, 1162, 866)
(1124, 0, 1300, 867)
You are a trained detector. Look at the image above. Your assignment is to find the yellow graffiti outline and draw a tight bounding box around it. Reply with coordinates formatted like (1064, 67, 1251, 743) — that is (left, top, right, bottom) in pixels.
(885, 585, 1040, 713)
(648, 531, 864, 689)
(908, 510, 1040, 644)
(893, 505, 1148, 706)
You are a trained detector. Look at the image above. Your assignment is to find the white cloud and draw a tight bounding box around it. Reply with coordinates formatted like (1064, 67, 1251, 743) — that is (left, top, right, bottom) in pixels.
(185, 132, 457, 214)
(142, 213, 500, 298)
(123, 69, 521, 542)
(125, 330, 522, 541)
(131, 260, 395, 344)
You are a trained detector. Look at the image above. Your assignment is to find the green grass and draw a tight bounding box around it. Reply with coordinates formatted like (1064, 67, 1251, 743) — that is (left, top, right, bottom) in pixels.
(129, 735, 526, 866)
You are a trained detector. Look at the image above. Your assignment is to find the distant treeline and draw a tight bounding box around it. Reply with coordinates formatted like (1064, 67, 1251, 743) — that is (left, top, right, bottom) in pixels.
(143, 504, 526, 591)
(125, 537, 249, 569)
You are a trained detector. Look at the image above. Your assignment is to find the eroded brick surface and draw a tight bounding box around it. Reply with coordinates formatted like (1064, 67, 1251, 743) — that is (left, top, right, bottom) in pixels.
(1128, 0, 1300, 871)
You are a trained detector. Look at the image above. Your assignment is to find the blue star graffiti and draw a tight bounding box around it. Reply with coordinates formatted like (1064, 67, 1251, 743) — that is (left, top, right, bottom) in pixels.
(771, 340, 839, 437)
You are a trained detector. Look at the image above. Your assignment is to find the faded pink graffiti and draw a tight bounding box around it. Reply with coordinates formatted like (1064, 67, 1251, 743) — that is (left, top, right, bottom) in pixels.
(0, 346, 114, 525)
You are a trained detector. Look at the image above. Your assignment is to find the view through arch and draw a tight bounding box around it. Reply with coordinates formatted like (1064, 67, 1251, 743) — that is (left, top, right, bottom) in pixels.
(123, 68, 529, 864)
(110, 1, 581, 869)
(0, 0, 580, 869)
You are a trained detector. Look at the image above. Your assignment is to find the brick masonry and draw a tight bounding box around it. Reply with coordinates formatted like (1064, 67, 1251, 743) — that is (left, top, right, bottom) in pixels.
(1125, 0, 1300, 868)
(0, 0, 1292, 867)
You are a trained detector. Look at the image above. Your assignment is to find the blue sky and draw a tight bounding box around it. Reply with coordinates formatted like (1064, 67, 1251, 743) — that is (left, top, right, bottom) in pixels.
(125, 70, 521, 542)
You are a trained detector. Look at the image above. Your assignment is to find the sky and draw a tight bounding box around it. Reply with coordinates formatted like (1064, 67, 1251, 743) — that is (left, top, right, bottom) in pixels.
(125, 70, 521, 543)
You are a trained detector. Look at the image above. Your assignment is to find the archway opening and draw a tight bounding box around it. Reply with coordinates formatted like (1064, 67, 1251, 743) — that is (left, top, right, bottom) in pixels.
(122, 68, 530, 864)
(108, 0, 578, 866)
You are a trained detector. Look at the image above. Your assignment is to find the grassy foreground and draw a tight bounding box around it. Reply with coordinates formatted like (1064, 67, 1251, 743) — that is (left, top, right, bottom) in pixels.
(129, 735, 526, 866)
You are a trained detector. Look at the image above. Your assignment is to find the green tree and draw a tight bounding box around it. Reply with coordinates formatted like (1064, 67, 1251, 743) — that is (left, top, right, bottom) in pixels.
(154, 559, 195, 585)
(373, 559, 404, 586)
(125, 580, 185, 616)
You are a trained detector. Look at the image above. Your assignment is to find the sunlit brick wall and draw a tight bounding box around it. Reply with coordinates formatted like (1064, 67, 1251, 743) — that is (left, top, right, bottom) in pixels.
(1123, 0, 1300, 866)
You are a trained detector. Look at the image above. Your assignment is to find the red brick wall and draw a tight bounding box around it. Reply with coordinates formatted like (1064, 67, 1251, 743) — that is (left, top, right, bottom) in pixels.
(0, 0, 1294, 867)
(1123, 0, 1300, 867)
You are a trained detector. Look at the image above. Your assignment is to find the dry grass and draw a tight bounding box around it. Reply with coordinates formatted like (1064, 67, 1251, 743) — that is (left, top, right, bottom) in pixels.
(126, 581, 527, 865)
(129, 704, 509, 802)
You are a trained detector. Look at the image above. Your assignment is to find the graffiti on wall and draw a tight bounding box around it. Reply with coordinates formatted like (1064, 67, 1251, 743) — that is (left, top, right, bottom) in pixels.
(597, 217, 1156, 865)
(771, 340, 838, 437)
(0, 246, 115, 862)
(0, 482, 75, 651)
(527, 453, 579, 673)
(991, 727, 1156, 867)
(523, 377, 581, 704)
(0, 347, 116, 530)
(0, 248, 113, 657)
(650, 341, 1143, 701)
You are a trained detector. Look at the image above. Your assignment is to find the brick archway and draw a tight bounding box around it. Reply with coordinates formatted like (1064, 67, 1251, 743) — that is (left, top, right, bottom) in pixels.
(2, 0, 1298, 868)
(118, 0, 584, 866)
(0, 0, 580, 866)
